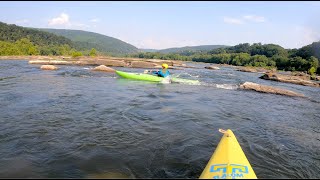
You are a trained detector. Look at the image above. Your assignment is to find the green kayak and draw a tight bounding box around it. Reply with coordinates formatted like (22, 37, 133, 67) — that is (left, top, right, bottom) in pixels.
(115, 70, 200, 85)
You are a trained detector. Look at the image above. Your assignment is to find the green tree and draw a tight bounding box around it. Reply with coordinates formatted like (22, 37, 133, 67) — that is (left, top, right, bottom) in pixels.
(72, 51, 83, 58)
(59, 44, 72, 55)
(272, 55, 289, 70)
(307, 56, 319, 70)
(249, 55, 269, 67)
(308, 67, 316, 76)
(15, 38, 39, 55)
(230, 53, 251, 66)
(0, 40, 21, 55)
(89, 48, 97, 56)
(288, 56, 308, 71)
(28, 45, 40, 55)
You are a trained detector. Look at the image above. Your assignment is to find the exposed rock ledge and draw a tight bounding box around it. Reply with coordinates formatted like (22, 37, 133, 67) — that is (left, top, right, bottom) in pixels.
(239, 82, 305, 97)
(27, 55, 188, 68)
(260, 72, 320, 88)
(237, 67, 277, 73)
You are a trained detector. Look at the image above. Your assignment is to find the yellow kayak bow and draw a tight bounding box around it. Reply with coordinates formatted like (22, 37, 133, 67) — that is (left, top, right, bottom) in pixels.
(199, 129, 257, 179)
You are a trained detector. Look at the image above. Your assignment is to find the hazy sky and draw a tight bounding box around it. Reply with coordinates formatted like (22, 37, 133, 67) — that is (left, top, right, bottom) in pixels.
(1, 1, 319, 49)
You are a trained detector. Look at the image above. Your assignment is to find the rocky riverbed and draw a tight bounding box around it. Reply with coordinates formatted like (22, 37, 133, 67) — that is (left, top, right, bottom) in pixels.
(1, 55, 319, 97)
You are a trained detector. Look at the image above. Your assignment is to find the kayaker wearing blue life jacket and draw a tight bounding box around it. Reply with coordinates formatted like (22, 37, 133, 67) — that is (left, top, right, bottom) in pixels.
(145, 63, 170, 77)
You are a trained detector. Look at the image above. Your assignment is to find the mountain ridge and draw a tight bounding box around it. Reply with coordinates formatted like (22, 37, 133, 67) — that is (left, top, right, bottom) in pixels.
(139, 45, 229, 54)
(38, 28, 139, 55)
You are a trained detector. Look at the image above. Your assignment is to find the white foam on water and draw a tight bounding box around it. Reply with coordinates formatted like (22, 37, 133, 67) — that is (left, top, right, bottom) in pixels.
(173, 73, 200, 78)
(215, 84, 239, 90)
(160, 76, 172, 84)
(200, 82, 239, 89)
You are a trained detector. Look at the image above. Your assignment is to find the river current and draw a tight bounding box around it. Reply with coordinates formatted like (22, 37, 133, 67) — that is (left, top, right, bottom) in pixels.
(0, 60, 319, 178)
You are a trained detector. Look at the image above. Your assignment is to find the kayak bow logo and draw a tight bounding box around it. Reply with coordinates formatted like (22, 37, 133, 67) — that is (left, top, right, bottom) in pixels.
(210, 164, 248, 179)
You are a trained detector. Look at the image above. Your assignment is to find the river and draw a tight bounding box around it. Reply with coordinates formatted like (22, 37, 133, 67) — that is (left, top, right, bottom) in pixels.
(0, 60, 319, 178)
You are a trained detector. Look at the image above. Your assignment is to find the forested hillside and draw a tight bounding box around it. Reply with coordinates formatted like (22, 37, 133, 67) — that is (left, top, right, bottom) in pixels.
(39, 28, 139, 55)
(158, 45, 228, 54)
(294, 41, 320, 60)
(0, 21, 139, 56)
(127, 42, 320, 75)
(139, 45, 228, 54)
(0, 22, 74, 47)
(0, 21, 88, 56)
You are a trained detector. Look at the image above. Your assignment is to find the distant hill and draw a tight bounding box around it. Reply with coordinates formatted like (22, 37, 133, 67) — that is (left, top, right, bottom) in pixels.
(158, 45, 229, 54)
(295, 41, 320, 60)
(138, 45, 229, 54)
(39, 28, 139, 55)
(0, 21, 74, 47)
(139, 49, 158, 52)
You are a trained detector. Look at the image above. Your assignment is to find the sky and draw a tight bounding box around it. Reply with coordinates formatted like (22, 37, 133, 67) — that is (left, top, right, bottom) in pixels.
(0, 1, 320, 49)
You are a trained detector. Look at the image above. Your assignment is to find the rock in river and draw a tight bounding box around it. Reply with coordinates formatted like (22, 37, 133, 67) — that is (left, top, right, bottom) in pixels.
(240, 81, 305, 97)
(40, 65, 58, 70)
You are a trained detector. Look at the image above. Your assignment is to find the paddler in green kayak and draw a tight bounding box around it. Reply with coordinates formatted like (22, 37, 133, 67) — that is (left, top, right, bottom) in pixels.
(144, 63, 171, 78)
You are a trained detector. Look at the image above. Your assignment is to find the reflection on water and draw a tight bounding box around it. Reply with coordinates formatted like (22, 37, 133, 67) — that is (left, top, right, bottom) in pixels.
(0, 60, 319, 178)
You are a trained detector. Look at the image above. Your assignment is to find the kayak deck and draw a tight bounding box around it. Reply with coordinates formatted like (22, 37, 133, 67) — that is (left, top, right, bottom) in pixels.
(199, 129, 257, 179)
(115, 70, 200, 85)
(115, 70, 163, 82)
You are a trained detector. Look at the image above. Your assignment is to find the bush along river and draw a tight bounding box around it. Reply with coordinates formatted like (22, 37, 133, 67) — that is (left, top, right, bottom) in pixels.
(0, 60, 319, 178)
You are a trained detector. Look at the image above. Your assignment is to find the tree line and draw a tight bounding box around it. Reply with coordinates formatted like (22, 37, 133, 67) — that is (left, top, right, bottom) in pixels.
(0, 21, 101, 57)
(0, 22, 74, 47)
(0, 38, 97, 57)
(126, 42, 320, 75)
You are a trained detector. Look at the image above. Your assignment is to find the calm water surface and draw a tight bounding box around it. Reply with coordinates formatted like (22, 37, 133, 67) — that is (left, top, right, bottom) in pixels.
(0, 60, 319, 178)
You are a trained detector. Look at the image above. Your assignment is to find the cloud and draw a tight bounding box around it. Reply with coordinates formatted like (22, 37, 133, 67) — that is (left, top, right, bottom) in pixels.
(243, 15, 266, 22)
(47, 13, 91, 30)
(48, 13, 70, 26)
(223, 17, 244, 25)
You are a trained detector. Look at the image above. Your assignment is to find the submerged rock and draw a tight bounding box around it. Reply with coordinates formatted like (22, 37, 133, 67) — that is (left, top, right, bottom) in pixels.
(239, 82, 305, 97)
(40, 65, 58, 70)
